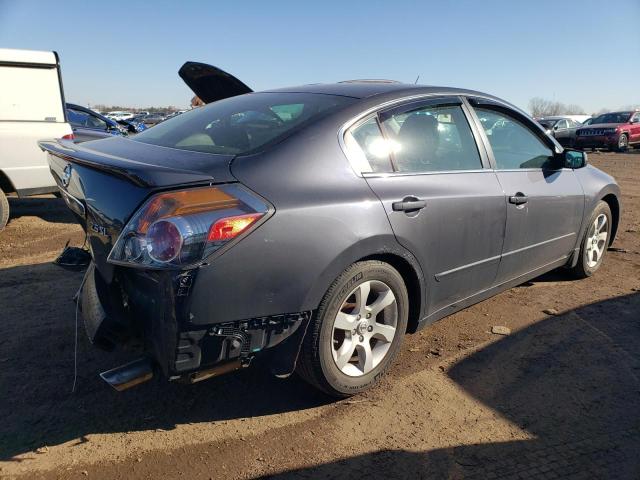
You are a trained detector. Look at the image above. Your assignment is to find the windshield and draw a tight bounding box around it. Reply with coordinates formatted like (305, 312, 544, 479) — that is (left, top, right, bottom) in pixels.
(133, 92, 357, 155)
(591, 112, 632, 124)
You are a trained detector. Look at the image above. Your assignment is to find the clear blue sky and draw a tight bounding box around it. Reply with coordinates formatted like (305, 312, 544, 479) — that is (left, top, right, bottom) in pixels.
(1, 0, 638, 113)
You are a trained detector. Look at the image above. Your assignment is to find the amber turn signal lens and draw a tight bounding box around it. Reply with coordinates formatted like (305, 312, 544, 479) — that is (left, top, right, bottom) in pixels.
(137, 187, 239, 233)
(208, 213, 264, 242)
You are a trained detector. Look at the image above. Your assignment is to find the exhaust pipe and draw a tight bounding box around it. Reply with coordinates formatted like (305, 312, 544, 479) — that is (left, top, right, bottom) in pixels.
(100, 357, 154, 391)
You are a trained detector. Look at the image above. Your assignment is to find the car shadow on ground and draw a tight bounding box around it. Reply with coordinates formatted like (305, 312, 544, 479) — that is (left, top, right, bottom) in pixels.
(258, 292, 640, 479)
(7, 196, 78, 224)
(0, 262, 333, 461)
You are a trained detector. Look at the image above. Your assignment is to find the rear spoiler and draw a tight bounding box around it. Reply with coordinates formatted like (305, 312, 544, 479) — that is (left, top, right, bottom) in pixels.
(38, 139, 217, 188)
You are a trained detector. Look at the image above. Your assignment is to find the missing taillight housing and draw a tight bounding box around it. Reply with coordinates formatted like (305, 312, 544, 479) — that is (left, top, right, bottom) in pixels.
(108, 185, 270, 269)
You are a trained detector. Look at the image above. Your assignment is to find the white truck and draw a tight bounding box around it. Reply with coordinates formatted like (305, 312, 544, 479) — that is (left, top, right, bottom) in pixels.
(0, 48, 73, 231)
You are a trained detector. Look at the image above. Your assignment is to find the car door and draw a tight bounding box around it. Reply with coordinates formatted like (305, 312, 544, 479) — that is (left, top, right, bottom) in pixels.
(467, 99, 585, 284)
(344, 97, 506, 316)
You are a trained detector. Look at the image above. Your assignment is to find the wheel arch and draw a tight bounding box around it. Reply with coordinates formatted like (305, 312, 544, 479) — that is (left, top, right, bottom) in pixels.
(358, 253, 424, 334)
(302, 237, 426, 335)
(601, 193, 620, 245)
(0, 170, 16, 194)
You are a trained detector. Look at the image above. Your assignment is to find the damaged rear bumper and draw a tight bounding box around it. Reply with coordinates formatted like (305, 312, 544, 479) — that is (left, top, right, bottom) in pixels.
(80, 262, 311, 388)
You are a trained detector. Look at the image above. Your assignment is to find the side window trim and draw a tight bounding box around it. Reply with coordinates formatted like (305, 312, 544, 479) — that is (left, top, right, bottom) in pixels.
(342, 95, 496, 176)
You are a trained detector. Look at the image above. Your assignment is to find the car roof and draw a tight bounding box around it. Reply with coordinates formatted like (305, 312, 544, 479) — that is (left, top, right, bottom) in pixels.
(261, 81, 493, 100)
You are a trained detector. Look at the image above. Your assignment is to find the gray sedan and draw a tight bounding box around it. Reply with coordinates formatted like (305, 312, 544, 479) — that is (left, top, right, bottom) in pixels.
(41, 77, 620, 397)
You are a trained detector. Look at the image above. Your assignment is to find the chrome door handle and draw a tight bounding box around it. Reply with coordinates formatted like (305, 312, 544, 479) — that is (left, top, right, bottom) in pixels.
(392, 198, 426, 212)
(508, 193, 528, 205)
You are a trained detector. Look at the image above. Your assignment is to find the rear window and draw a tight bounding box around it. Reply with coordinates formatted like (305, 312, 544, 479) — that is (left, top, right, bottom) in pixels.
(133, 92, 356, 155)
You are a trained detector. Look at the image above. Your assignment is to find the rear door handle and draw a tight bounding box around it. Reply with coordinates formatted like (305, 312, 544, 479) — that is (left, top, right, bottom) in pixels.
(508, 193, 528, 205)
(392, 198, 427, 212)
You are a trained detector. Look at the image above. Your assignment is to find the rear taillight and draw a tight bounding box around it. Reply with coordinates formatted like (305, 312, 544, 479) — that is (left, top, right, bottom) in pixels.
(61, 133, 75, 140)
(108, 185, 270, 269)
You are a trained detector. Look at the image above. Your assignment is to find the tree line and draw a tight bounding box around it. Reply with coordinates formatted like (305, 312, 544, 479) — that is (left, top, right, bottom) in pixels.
(529, 98, 640, 118)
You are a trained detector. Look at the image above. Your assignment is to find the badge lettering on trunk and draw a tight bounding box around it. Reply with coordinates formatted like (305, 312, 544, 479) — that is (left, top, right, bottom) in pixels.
(91, 223, 108, 236)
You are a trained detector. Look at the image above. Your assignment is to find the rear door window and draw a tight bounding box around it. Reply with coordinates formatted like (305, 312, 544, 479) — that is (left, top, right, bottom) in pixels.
(379, 104, 482, 173)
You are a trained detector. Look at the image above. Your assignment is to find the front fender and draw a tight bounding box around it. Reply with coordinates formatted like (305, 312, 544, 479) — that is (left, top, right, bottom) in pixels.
(574, 164, 622, 248)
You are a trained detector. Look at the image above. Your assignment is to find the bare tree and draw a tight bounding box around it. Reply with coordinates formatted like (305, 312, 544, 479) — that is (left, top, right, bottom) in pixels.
(529, 97, 585, 117)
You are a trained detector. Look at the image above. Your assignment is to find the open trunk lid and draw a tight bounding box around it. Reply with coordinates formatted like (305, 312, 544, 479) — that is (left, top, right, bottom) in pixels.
(178, 61, 253, 104)
(39, 136, 238, 280)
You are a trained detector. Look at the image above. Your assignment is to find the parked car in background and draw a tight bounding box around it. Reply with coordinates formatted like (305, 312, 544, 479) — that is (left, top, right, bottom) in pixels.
(41, 69, 621, 397)
(117, 118, 147, 133)
(563, 114, 591, 124)
(106, 111, 134, 121)
(141, 112, 167, 126)
(67, 103, 127, 142)
(536, 116, 581, 147)
(575, 111, 640, 152)
(0, 48, 73, 231)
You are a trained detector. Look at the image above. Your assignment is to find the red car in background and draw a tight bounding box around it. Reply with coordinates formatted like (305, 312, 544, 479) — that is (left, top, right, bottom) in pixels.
(575, 111, 640, 152)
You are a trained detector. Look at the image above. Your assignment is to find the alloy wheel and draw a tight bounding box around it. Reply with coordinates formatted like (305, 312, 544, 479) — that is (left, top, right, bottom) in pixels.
(618, 135, 628, 149)
(331, 280, 398, 377)
(585, 213, 608, 268)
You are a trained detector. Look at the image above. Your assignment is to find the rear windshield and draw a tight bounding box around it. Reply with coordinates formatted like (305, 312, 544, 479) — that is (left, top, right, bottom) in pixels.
(133, 92, 357, 155)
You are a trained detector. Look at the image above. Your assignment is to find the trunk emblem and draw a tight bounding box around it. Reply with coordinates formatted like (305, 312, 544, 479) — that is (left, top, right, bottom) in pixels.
(91, 223, 108, 236)
(62, 164, 72, 188)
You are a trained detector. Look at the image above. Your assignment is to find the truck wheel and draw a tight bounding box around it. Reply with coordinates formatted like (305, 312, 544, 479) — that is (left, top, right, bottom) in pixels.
(0, 189, 9, 232)
(297, 260, 409, 397)
(570, 201, 611, 279)
(616, 134, 628, 152)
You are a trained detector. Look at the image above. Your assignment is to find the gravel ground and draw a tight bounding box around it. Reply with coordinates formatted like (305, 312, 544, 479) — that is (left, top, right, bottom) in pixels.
(0, 151, 638, 480)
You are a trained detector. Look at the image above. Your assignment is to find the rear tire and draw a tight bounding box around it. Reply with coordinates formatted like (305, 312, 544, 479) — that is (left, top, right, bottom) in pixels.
(297, 260, 409, 397)
(0, 189, 9, 232)
(570, 201, 611, 278)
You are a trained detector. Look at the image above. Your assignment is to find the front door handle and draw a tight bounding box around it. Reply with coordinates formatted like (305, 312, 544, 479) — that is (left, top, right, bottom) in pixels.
(392, 197, 427, 212)
(508, 192, 528, 205)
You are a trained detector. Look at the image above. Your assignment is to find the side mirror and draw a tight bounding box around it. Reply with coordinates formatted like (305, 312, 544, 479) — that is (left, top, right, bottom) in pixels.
(563, 149, 587, 169)
(553, 125, 559, 131)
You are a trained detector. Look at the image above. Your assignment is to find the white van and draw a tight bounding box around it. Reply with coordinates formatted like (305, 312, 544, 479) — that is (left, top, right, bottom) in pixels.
(0, 48, 73, 230)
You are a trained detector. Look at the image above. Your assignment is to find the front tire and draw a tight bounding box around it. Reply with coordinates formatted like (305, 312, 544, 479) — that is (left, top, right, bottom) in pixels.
(0, 189, 9, 232)
(570, 201, 611, 278)
(297, 260, 409, 397)
(616, 134, 628, 152)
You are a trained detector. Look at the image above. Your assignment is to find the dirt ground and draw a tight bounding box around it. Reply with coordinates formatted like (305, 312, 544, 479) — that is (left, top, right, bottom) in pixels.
(0, 152, 639, 480)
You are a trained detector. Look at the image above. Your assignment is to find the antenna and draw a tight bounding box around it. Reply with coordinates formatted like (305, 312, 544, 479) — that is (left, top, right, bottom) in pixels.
(414, 75, 420, 84)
